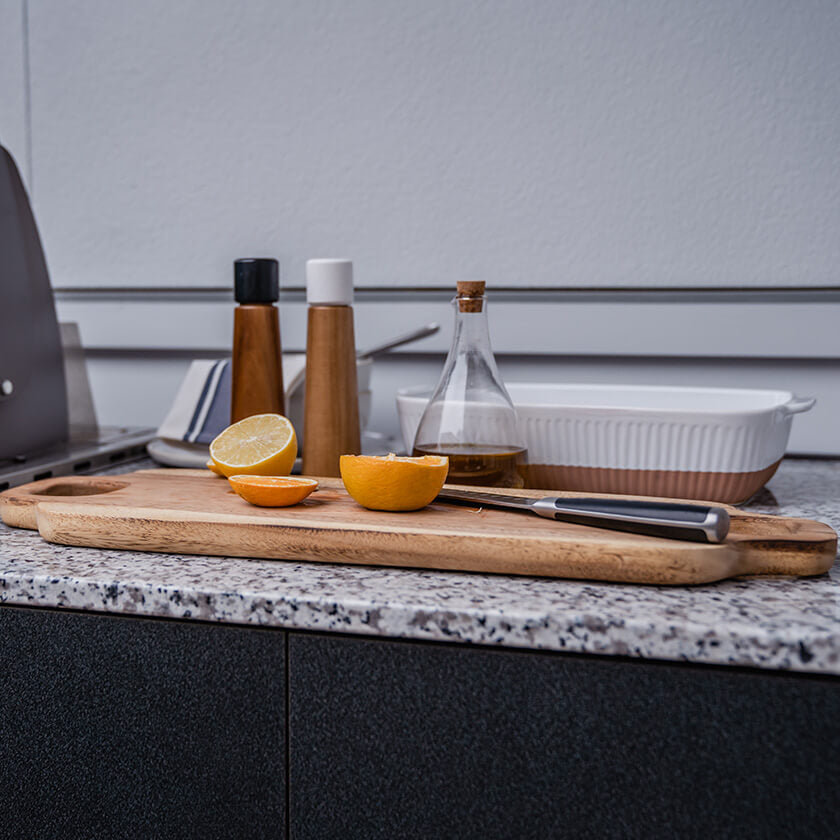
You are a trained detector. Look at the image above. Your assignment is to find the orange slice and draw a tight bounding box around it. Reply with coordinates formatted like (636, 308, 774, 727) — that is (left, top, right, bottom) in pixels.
(228, 475, 318, 507)
(339, 452, 449, 511)
(210, 414, 297, 478)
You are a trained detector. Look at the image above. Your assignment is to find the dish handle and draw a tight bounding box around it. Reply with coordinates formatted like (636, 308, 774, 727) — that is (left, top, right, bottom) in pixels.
(778, 396, 816, 418)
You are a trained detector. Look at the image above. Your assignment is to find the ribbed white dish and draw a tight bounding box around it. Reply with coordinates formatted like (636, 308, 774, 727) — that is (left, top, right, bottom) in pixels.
(396, 383, 815, 502)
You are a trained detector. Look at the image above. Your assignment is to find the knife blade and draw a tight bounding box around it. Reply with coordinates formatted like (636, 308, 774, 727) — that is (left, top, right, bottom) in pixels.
(436, 488, 730, 543)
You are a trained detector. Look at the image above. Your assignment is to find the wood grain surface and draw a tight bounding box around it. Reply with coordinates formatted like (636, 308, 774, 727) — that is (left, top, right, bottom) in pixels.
(231, 304, 285, 423)
(1, 470, 835, 585)
(302, 305, 360, 477)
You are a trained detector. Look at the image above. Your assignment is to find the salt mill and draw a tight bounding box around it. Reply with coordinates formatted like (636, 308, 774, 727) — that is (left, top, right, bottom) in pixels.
(230, 258, 285, 424)
(302, 258, 361, 476)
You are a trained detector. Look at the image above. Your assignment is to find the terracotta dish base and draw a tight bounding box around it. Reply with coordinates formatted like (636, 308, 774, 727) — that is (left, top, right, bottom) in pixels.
(522, 460, 782, 505)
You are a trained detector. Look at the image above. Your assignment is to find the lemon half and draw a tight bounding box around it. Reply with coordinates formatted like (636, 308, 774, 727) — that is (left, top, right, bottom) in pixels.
(210, 414, 297, 478)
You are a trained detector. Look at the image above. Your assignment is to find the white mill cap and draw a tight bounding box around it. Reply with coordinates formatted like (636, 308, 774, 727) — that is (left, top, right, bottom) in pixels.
(306, 259, 354, 305)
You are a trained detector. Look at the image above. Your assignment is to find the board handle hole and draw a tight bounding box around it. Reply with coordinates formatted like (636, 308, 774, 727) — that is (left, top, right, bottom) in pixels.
(34, 479, 129, 497)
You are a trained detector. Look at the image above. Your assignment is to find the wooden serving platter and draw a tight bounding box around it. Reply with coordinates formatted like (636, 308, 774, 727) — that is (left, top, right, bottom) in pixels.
(1, 469, 836, 585)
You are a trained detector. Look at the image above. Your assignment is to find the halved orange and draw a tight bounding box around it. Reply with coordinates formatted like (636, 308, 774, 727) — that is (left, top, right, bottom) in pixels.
(206, 459, 225, 476)
(339, 453, 449, 511)
(229, 475, 318, 507)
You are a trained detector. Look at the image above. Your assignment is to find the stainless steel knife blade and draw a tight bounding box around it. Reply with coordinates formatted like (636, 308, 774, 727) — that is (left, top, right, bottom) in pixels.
(436, 488, 730, 543)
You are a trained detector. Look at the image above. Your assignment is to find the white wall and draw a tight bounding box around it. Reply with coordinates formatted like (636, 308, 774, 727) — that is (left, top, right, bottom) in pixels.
(10, 0, 840, 290)
(2, 2, 840, 454)
(0, 0, 27, 175)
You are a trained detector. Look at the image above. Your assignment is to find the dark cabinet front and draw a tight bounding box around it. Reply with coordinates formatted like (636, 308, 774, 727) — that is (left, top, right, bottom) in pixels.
(2, 607, 839, 839)
(288, 634, 840, 840)
(0, 607, 286, 840)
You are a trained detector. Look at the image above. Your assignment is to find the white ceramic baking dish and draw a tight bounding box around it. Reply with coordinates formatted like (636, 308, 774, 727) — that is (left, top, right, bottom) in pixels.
(396, 383, 815, 503)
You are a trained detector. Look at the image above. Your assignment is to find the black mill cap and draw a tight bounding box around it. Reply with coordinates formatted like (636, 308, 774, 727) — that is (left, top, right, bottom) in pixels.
(234, 258, 279, 303)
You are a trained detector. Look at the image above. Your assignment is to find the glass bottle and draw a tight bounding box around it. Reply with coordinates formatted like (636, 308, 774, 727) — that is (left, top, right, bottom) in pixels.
(412, 281, 527, 487)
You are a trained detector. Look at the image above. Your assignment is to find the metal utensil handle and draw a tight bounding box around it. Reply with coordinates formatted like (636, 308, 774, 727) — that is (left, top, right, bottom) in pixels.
(357, 323, 440, 360)
(531, 497, 730, 543)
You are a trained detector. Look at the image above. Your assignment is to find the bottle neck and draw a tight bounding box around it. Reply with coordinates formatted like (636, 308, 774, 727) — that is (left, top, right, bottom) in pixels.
(438, 295, 510, 402)
(449, 297, 493, 360)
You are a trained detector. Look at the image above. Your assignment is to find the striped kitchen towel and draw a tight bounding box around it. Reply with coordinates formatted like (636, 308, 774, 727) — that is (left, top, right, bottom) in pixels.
(157, 355, 307, 445)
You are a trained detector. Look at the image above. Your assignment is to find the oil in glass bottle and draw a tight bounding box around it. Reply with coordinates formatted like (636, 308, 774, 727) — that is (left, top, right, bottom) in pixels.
(411, 281, 527, 487)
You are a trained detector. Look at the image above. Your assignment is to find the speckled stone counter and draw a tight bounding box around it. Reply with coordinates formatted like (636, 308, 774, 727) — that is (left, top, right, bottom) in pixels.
(1, 458, 839, 676)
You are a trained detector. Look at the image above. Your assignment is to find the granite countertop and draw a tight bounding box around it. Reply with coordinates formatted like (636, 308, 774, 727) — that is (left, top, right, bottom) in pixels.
(1, 458, 839, 676)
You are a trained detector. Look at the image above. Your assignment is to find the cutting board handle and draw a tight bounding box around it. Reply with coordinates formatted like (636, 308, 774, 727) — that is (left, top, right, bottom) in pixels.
(0, 476, 129, 529)
(12, 476, 129, 498)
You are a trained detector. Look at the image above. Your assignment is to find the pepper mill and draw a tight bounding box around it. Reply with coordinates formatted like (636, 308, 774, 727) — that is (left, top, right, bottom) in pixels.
(230, 258, 285, 424)
(302, 258, 361, 476)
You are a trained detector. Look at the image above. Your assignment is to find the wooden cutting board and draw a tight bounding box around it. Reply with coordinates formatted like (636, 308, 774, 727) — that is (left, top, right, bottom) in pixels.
(1, 469, 835, 585)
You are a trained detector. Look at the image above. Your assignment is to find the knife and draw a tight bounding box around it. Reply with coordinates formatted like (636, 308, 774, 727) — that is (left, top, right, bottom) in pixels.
(436, 488, 730, 543)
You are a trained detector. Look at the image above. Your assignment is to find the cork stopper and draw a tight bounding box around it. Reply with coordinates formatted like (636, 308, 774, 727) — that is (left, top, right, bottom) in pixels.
(456, 280, 485, 312)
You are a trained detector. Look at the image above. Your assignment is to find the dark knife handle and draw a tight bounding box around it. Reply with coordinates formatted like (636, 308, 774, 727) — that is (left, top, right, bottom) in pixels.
(531, 497, 730, 543)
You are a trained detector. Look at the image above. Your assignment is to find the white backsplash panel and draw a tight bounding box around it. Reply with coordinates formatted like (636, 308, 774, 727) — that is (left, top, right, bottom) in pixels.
(16, 0, 840, 291)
